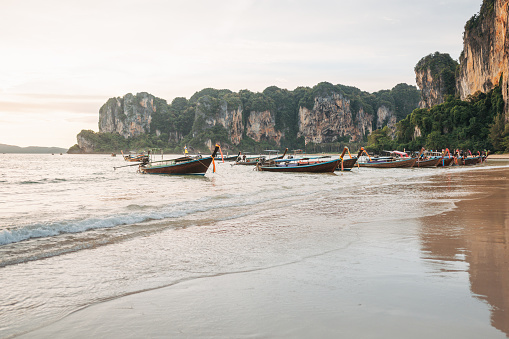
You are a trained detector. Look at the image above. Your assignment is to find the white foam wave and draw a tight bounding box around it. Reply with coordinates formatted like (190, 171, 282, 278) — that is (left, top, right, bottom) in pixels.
(0, 190, 287, 246)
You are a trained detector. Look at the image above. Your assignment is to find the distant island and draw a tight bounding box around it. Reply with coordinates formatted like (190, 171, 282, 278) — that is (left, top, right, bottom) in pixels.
(0, 143, 68, 154)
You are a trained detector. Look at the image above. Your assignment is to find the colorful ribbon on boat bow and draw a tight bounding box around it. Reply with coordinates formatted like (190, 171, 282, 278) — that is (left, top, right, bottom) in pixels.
(217, 144, 224, 163)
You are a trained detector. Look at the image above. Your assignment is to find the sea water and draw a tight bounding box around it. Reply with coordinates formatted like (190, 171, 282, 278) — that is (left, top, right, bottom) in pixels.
(1, 154, 508, 338)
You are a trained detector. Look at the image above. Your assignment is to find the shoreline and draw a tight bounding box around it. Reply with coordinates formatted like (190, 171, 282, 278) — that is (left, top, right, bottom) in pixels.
(19, 166, 509, 338)
(487, 153, 509, 159)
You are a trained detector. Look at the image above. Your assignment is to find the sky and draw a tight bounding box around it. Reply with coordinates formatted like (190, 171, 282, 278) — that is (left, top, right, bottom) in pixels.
(0, 0, 482, 148)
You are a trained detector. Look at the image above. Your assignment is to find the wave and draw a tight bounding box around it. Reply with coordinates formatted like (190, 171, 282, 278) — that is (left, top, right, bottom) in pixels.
(17, 178, 69, 185)
(4, 163, 505, 247)
(0, 201, 209, 246)
(0, 189, 292, 247)
(19, 180, 44, 185)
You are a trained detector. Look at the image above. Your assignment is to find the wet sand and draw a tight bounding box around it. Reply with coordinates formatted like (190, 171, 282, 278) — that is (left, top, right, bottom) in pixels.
(487, 154, 509, 159)
(20, 167, 509, 339)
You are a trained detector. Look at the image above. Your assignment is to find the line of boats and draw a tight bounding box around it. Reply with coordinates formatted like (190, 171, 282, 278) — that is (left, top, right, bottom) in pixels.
(113, 146, 488, 176)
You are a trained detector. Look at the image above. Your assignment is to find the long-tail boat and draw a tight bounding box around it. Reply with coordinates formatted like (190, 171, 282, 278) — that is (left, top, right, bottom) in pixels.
(256, 158, 340, 173)
(481, 151, 489, 163)
(138, 146, 220, 175)
(436, 156, 455, 167)
(415, 157, 442, 167)
(222, 152, 241, 161)
(358, 148, 424, 168)
(359, 157, 418, 168)
(121, 150, 149, 162)
(336, 147, 363, 171)
(451, 149, 485, 166)
(458, 156, 482, 166)
(433, 149, 455, 167)
(234, 149, 287, 166)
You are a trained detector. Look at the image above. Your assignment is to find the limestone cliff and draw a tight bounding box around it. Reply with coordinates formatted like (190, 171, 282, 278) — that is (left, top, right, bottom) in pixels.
(376, 105, 397, 138)
(192, 95, 245, 145)
(456, 0, 509, 114)
(218, 102, 244, 145)
(77, 133, 95, 153)
(297, 93, 373, 144)
(415, 52, 458, 109)
(98, 92, 154, 138)
(246, 110, 283, 144)
(193, 98, 282, 146)
(79, 82, 419, 152)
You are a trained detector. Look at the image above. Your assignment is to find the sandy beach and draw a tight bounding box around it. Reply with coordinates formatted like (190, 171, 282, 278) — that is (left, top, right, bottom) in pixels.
(487, 153, 509, 159)
(17, 165, 509, 339)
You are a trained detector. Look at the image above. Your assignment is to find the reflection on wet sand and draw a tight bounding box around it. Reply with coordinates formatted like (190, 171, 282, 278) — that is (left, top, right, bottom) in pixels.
(420, 170, 509, 336)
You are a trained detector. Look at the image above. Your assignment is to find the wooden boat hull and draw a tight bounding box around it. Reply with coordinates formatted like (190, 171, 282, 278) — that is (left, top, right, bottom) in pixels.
(236, 149, 288, 166)
(460, 157, 481, 166)
(358, 157, 417, 168)
(124, 156, 149, 162)
(336, 157, 358, 171)
(258, 159, 340, 173)
(435, 157, 455, 167)
(415, 158, 442, 167)
(139, 157, 213, 175)
(222, 155, 239, 161)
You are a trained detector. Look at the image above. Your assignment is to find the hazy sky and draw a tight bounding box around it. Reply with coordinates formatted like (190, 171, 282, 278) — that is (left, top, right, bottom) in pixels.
(0, 0, 481, 148)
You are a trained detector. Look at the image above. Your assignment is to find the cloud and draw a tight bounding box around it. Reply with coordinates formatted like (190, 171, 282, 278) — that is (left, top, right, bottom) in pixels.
(0, 0, 483, 147)
(0, 96, 104, 115)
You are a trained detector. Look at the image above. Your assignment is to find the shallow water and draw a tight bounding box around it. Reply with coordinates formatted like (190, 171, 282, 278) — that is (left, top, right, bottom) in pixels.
(1, 154, 508, 338)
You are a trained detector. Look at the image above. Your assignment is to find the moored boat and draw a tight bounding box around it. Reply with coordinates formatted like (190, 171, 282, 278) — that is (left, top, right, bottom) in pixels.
(415, 157, 442, 167)
(222, 152, 241, 161)
(256, 158, 340, 173)
(138, 146, 220, 175)
(416, 149, 454, 167)
(451, 149, 488, 166)
(458, 156, 482, 166)
(121, 151, 149, 162)
(435, 156, 455, 167)
(234, 149, 287, 166)
(336, 147, 363, 171)
(358, 148, 423, 168)
(359, 157, 417, 168)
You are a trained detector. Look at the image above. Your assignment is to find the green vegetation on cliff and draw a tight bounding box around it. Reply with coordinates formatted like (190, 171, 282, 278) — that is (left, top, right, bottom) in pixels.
(367, 83, 508, 153)
(464, 0, 496, 32)
(415, 52, 458, 97)
(76, 82, 420, 153)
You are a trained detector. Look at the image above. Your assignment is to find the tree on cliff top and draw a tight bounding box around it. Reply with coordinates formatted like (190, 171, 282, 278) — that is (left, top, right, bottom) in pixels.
(415, 52, 458, 97)
(392, 84, 504, 151)
(82, 81, 420, 153)
(464, 0, 496, 32)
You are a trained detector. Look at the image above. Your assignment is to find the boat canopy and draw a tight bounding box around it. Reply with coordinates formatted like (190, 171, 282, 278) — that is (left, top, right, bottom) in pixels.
(387, 150, 409, 157)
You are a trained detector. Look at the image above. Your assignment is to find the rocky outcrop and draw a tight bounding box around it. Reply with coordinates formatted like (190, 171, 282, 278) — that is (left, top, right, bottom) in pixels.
(168, 131, 183, 143)
(76, 130, 96, 153)
(298, 93, 373, 144)
(415, 52, 458, 109)
(456, 0, 509, 114)
(246, 110, 283, 144)
(217, 101, 244, 145)
(98, 92, 154, 138)
(193, 96, 245, 145)
(376, 105, 397, 138)
(80, 81, 419, 152)
(416, 69, 446, 108)
(414, 126, 422, 139)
